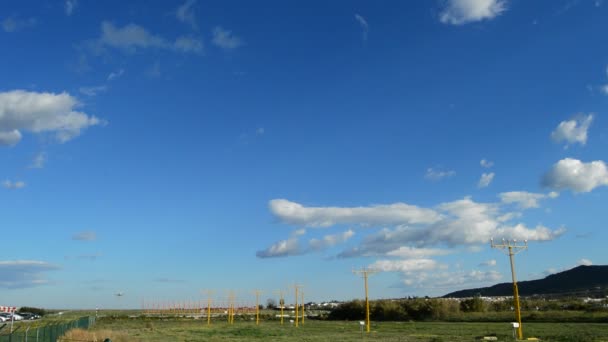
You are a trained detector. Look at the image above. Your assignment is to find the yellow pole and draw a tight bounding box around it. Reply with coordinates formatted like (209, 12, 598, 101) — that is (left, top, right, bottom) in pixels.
(255, 291, 261, 325)
(295, 286, 299, 328)
(207, 297, 212, 325)
(301, 290, 305, 325)
(364, 272, 371, 333)
(280, 292, 284, 325)
(509, 246, 524, 340)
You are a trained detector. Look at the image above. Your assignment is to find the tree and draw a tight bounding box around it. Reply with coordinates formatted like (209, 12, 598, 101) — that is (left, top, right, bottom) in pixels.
(266, 298, 277, 309)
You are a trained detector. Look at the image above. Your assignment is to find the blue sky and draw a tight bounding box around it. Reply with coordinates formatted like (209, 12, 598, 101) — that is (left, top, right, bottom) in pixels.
(1, 0, 608, 309)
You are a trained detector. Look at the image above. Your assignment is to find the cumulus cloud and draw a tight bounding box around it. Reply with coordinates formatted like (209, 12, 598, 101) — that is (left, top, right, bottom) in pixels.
(551, 114, 594, 146)
(370, 259, 443, 273)
(425, 168, 455, 181)
(99, 21, 168, 51)
(79, 85, 107, 97)
(2, 180, 25, 189)
(0, 130, 21, 146)
(174, 36, 204, 54)
(212, 26, 242, 49)
(439, 0, 506, 25)
(72, 231, 97, 241)
(405, 269, 502, 290)
(354, 14, 369, 41)
(386, 246, 451, 258)
(480, 159, 494, 168)
(577, 258, 593, 266)
(93, 22, 203, 55)
(269, 199, 442, 228)
(176, 0, 197, 29)
(337, 197, 564, 258)
(479, 259, 497, 267)
(309, 229, 355, 251)
(499, 191, 558, 209)
(0, 90, 103, 146)
(478, 172, 495, 188)
(2, 16, 36, 32)
(256, 237, 300, 258)
(542, 158, 608, 192)
(65, 0, 78, 16)
(107, 69, 124, 81)
(29, 152, 46, 169)
(0, 260, 60, 289)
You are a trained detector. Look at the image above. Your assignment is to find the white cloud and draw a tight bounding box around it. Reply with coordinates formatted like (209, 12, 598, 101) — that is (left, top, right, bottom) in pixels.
(370, 259, 443, 273)
(65, 0, 78, 16)
(479, 259, 497, 267)
(577, 258, 593, 266)
(0, 90, 103, 146)
(256, 237, 300, 258)
(0, 260, 60, 288)
(542, 158, 608, 192)
(386, 246, 451, 258)
(337, 196, 564, 258)
(439, 0, 506, 25)
(176, 0, 197, 29)
(174, 36, 204, 54)
(478, 172, 495, 188)
(94, 22, 203, 55)
(79, 85, 107, 97)
(107, 69, 124, 81)
(29, 152, 46, 169)
(309, 229, 355, 251)
(480, 159, 494, 168)
(212, 26, 243, 49)
(601, 85, 608, 95)
(551, 114, 594, 146)
(256, 127, 265, 135)
(354, 14, 369, 41)
(499, 191, 558, 209)
(2, 16, 36, 32)
(425, 168, 456, 181)
(406, 269, 502, 290)
(269, 199, 442, 228)
(2, 180, 25, 189)
(0, 130, 21, 146)
(99, 21, 168, 51)
(72, 231, 97, 241)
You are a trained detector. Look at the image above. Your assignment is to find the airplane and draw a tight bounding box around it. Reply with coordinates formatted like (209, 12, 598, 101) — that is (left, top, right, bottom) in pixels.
(114, 292, 124, 297)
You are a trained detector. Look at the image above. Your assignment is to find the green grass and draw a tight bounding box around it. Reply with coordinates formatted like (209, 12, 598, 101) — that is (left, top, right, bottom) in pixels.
(87, 317, 608, 342)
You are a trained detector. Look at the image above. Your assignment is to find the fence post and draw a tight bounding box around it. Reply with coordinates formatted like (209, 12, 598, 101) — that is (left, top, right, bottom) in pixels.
(35, 327, 38, 342)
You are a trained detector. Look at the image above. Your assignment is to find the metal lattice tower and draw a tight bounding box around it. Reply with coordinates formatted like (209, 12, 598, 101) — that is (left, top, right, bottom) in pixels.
(353, 267, 378, 333)
(491, 238, 528, 340)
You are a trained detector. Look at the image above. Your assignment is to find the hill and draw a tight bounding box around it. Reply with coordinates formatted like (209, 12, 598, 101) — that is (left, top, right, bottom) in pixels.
(443, 265, 608, 298)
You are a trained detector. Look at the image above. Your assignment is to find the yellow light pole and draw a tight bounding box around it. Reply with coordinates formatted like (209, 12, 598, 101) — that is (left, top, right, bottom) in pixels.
(491, 238, 528, 340)
(202, 290, 214, 326)
(274, 290, 285, 325)
(300, 290, 305, 325)
(254, 290, 263, 325)
(293, 284, 302, 328)
(353, 267, 378, 333)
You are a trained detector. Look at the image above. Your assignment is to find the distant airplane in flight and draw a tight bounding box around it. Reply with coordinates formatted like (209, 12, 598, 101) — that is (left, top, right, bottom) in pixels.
(114, 292, 124, 297)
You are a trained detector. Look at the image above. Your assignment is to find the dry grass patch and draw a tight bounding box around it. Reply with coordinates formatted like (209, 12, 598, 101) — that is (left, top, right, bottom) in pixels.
(59, 328, 141, 342)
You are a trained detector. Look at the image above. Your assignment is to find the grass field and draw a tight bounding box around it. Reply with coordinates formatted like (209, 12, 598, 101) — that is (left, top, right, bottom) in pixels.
(79, 317, 608, 342)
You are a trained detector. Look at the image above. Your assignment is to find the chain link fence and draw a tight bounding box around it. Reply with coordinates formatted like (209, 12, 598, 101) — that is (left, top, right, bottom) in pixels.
(0, 316, 95, 342)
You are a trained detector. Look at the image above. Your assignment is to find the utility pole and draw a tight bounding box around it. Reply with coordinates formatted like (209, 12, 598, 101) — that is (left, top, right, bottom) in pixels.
(202, 290, 214, 326)
(300, 289, 305, 325)
(353, 267, 378, 333)
(491, 238, 528, 340)
(293, 284, 303, 327)
(274, 290, 285, 325)
(253, 290, 263, 325)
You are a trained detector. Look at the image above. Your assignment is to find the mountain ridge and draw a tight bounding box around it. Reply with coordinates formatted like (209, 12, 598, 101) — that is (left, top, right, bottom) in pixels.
(443, 265, 608, 298)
